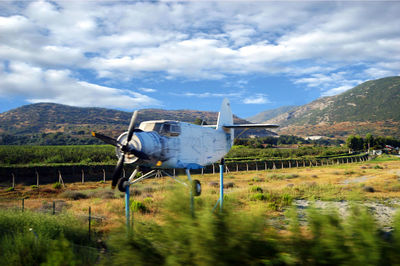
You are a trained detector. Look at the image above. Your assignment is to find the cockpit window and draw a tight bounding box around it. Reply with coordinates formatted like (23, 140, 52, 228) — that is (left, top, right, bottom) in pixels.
(140, 122, 180, 136)
(160, 122, 180, 136)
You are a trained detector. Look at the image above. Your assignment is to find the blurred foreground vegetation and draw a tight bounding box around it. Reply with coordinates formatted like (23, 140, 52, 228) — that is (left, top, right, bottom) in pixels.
(0, 209, 98, 265)
(3, 186, 400, 265)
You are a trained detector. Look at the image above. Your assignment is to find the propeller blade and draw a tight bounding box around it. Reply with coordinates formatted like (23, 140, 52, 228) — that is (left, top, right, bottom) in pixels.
(126, 110, 138, 143)
(111, 155, 125, 189)
(91, 132, 119, 146)
(130, 148, 150, 160)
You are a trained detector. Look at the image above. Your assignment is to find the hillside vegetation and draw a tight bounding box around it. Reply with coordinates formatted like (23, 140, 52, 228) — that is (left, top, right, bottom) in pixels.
(0, 103, 272, 145)
(265, 76, 400, 138)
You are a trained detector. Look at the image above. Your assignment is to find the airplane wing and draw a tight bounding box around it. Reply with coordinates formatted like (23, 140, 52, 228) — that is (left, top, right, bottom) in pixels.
(202, 124, 279, 129)
(223, 124, 279, 129)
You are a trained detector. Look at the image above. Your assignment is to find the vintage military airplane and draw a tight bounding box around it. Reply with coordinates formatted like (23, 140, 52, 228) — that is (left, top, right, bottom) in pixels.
(92, 98, 278, 193)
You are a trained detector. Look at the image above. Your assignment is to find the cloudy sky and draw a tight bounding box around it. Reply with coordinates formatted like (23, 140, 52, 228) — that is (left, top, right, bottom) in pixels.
(0, 1, 399, 117)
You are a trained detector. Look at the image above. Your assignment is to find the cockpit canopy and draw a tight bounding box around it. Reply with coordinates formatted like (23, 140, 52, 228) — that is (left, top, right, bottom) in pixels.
(139, 121, 181, 137)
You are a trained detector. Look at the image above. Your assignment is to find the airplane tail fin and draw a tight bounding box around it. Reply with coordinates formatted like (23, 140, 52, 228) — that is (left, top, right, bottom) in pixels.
(217, 98, 233, 130)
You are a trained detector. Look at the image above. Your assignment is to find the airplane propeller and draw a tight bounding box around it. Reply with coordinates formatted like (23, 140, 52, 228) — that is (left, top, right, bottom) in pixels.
(92, 110, 149, 189)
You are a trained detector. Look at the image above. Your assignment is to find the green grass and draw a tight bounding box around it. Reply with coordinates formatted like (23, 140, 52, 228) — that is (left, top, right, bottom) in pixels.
(0, 209, 99, 265)
(104, 186, 400, 265)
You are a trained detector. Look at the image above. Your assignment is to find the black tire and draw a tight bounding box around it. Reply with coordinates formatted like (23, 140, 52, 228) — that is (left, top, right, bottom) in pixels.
(192, 179, 201, 196)
(117, 177, 129, 193)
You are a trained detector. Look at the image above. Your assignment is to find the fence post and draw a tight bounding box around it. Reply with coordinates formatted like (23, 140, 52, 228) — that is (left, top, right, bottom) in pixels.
(103, 169, 106, 182)
(255, 162, 258, 171)
(264, 162, 267, 171)
(81, 169, 85, 184)
(273, 162, 276, 170)
(236, 164, 239, 172)
(201, 168, 204, 175)
(212, 164, 215, 174)
(289, 161, 291, 168)
(58, 170, 65, 188)
(173, 168, 176, 177)
(12, 173, 15, 188)
(88, 206, 91, 241)
(281, 161, 284, 169)
(246, 163, 249, 172)
(35, 170, 39, 188)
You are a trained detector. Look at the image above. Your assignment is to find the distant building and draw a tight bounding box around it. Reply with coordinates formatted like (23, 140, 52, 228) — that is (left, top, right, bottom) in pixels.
(306, 136, 323, 140)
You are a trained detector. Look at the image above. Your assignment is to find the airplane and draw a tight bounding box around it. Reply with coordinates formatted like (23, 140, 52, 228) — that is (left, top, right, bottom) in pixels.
(92, 98, 278, 194)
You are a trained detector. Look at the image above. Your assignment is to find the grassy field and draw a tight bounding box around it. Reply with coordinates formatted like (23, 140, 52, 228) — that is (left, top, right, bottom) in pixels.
(1, 155, 400, 265)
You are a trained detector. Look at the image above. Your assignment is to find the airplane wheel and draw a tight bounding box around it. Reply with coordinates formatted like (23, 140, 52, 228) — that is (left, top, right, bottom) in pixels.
(192, 179, 201, 196)
(117, 177, 129, 193)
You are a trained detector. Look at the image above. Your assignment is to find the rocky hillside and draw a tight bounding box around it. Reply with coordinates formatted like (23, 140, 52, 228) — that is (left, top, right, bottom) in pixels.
(0, 103, 274, 145)
(265, 76, 400, 138)
(247, 105, 297, 123)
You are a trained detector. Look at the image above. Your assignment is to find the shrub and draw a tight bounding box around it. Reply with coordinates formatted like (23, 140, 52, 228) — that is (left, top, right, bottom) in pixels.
(53, 182, 62, 189)
(250, 193, 266, 201)
(106, 188, 282, 265)
(30, 185, 38, 189)
(0, 210, 98, 265)
(60, 190, 88, 200)
(250, 186, 263, 193)
(363, 186, 375, 192)
(5, 187, 14, 192)
(224, 182, 235, 188)
(131, 200, 148, 213)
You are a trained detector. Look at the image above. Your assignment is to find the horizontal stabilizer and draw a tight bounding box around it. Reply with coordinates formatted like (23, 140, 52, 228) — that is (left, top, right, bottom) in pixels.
(223, 124, 279, 129)
(202, 124, 279, 129)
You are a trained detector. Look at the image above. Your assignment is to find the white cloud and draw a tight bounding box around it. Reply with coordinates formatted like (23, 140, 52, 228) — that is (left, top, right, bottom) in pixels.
(321, 85, 353, 97)
(0, 62, 159, 109)
(1, 1, 400, 107)
(174, 91, 242, 98)
(137, 87, 157, 93)
(243, 94, 270, 104)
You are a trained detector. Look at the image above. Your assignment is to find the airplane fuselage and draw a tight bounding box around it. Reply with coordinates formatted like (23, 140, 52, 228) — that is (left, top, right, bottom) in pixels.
(117, 120, 232, 169)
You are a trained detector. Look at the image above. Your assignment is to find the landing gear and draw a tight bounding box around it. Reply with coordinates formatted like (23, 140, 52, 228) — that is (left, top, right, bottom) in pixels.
(117, 177, 129, 193)
(192, 179, 201, 196)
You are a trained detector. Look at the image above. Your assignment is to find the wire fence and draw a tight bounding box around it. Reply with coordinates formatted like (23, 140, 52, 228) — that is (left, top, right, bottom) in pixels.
(0, 154, 370, 187)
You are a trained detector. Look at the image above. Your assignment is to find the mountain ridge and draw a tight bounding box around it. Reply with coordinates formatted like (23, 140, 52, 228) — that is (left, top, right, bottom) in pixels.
(263, 76, 400, 138)
(0, 102, 274, 144)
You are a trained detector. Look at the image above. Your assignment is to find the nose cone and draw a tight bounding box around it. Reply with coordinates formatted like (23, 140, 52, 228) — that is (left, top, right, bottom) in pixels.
(116, 132, 142, 163)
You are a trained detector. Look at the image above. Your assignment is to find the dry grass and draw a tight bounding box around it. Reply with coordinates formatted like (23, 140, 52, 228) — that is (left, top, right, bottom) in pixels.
(1, 157, 400, 232)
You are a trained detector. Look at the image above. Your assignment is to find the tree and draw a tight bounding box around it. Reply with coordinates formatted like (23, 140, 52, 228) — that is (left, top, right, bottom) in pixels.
(365, 133, 374, 151)
(346, 135, 364, 151)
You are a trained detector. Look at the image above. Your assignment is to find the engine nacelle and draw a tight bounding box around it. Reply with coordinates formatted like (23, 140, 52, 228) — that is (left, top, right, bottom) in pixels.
(116, 131, 163, 163)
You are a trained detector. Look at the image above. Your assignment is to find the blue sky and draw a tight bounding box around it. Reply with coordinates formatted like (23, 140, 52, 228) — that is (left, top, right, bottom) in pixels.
(0, 1, 399, 118)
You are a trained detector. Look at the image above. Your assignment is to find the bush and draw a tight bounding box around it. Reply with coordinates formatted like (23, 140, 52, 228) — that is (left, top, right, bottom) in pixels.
(250, 186, 263, 193)
(60, 190, 88, 200)
(53, 182, 62, 189)
(106, 188, 282, 265)
(0, 209, 98, 265)
(131, 200, 148, 213)
(5, 187, 14, 192)
(250, 193, 266, 201)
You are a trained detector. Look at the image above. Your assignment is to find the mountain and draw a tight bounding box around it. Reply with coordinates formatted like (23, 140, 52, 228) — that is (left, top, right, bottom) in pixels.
(246, 105, 297, 123)
(265, 76, 400, 138)
(0, 103, 274, 145)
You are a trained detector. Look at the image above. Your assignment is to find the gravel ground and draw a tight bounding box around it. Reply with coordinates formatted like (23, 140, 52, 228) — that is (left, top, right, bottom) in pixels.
(294, 199, 400, 228)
